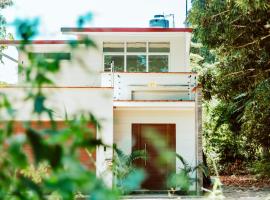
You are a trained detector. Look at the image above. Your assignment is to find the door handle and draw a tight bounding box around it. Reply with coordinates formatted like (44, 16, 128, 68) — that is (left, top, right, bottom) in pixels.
(144, 143, 147, 166)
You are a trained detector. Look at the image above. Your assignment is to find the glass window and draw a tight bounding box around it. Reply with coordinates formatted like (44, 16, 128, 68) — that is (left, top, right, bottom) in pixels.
(29, 53, 71, 61)
(127, 42, 146, 52)
(127, 55, 146, 72)
(103, 42, 170, 72)
(149, 42, 170, 53)
(103, 42, 124, 52)
(104, 55, 124, 72)
(149, 55, 169, 72)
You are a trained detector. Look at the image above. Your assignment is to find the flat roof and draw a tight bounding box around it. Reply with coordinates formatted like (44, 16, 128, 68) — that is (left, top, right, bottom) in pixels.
(0, 86, 113, 89)
(0, 40, 74, 45)
(102, 71, 197, 75)
(61, 27, 193, 33)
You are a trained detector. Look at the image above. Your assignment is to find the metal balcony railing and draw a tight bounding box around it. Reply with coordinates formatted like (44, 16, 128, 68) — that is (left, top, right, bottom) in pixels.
(101, 72, 197, 101)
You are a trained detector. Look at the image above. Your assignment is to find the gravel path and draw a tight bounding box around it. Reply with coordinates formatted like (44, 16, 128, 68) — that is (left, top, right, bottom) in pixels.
(222, 185, 270, 200)
(124, 186, 270, 199)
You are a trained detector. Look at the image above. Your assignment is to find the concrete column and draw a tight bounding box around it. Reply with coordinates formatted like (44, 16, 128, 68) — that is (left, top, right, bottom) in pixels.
(96, 106, 114, 188)
(195, 85, 203, 194)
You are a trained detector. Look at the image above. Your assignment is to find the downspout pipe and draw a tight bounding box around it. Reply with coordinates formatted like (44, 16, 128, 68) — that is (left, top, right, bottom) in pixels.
(0, 51, 18, 63)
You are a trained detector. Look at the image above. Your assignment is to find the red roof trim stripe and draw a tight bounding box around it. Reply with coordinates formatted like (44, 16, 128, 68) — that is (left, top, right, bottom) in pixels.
(0, 86, 113, 89)
(61, 27, 192, 33)
(114, 100, 195, 102)
(0, 40, 76, 45)
(102, 72, 197, 75)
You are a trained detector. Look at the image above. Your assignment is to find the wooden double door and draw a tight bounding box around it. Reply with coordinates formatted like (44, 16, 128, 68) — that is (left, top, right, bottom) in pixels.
(132, 123, 176, 190)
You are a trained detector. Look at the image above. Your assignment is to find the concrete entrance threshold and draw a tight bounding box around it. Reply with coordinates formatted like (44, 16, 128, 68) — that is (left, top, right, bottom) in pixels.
(122, 190, 203, 199)
(123, 194, 203, 200)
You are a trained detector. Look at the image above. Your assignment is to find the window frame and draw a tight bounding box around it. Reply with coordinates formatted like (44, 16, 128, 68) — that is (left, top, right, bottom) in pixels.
(103, 41, 170, 72)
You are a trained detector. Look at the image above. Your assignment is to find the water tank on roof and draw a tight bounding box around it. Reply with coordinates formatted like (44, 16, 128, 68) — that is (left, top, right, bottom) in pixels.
(149, 15, 169, 28)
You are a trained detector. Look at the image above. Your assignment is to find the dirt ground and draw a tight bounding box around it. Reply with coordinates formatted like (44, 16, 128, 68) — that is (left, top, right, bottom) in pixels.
(221, 175, 270, 199)
(222, 185, 270, 199)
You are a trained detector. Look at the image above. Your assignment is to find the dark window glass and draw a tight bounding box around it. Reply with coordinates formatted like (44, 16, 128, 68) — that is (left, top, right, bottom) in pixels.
(149, 55, 168, 72)
(104, 55, 124, 72)
(29, 53, 71, 60)
(103, 42, 124, 52)
(127, 42, 146, 52)
(127, 55, 146, 72)
(149, 42, 170, 52)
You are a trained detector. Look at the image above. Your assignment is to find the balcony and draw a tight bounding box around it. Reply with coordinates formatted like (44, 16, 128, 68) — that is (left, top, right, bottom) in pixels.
(101, 72, 197, 101)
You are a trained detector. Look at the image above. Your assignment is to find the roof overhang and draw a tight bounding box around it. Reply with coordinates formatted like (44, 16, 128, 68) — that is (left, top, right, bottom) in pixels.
(61, 27, 193, 38)
(61, 27, 193, 33)
(113, 100, 195, 111)
(0, 40, 79, 46)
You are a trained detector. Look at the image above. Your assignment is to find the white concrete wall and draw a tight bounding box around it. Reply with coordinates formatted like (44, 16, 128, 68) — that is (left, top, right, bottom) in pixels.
(113, 107, 196, 170)
(0, 87, 114, 186)
(18, 44, 102, 86)
(185, 33, 192, 71)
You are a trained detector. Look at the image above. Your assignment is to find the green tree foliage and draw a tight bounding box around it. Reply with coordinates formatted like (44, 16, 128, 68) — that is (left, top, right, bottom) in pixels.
(0, 0, 12, 39)
(189, 0, 270, 169)
(0, 0, 13, 61)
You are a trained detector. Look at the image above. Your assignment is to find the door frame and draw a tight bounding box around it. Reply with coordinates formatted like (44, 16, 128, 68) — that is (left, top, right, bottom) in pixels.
(132, 123, 176, 190)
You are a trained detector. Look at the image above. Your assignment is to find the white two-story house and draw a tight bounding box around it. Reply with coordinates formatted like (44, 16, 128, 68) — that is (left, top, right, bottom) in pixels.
(0, 27, 202, 192)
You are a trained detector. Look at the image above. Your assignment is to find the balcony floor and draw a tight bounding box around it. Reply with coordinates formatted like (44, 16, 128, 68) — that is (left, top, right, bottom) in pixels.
(113, 100, 195, 110)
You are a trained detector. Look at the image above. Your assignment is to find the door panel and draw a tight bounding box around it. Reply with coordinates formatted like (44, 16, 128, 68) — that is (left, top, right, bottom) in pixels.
(132, 123, 176, 190)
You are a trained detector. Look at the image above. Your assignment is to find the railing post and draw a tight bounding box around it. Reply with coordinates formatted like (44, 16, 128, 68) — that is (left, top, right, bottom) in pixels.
(195, 85, 203, 195)
(110, 61, 114, 87)
(110, 61, 116, 99)
(188, 74, 192, 100)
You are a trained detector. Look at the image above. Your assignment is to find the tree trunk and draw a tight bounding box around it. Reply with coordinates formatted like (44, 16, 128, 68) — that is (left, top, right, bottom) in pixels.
(262, 146, 270, 160)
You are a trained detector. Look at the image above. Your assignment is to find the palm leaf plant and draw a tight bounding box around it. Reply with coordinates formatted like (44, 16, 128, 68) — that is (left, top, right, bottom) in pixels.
(111, 144, 146, 194)
(167, 153, 207, 195)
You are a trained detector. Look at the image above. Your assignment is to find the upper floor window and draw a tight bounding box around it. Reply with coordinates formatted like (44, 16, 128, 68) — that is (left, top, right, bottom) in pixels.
(28, 53, 71, 66)
(127, 42, 146, 52)
(103, 42, 169, 72)
(29, 53, 71, 60)
(104, 55, 124, 72)
(149, 55, 168, 72)
(103, 42, 124, 52)
(127, 55, 147, 72)
(149, 42, 170, 53)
